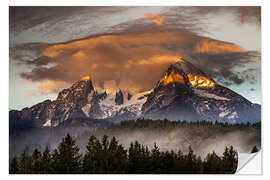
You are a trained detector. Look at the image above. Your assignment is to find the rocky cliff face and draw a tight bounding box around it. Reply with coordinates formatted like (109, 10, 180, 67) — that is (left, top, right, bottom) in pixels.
(115, 90, 124, 105)
(9, 59, 261, 129)
(142, 58, 260, 123)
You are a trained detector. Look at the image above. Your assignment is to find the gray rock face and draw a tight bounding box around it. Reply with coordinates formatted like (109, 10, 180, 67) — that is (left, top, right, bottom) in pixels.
(142, 60, 261, 123)
(115, 90, 124, 105)
(127, 93, 132, 100)
(10, 78, 100, 129)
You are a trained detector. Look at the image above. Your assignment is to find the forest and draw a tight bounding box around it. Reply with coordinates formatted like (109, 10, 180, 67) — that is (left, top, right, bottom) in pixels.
(9, 119, 261, 161)
(10, 133, 260, 174)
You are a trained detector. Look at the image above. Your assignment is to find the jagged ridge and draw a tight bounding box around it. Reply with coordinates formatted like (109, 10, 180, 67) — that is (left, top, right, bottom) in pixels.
(9, 58, 261, 130)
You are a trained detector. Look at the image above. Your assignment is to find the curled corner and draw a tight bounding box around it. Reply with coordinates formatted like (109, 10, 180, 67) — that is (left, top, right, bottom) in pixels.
(236, 151, 262, 174)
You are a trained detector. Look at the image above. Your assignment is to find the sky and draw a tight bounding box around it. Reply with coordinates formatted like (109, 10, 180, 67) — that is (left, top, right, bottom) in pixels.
(9, 6, 261, 110)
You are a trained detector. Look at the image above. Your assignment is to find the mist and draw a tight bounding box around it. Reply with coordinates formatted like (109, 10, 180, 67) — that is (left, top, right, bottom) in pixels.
(9, 121, 260, 159)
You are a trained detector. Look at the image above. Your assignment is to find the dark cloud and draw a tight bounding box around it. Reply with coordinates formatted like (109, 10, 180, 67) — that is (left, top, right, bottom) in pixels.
(189, 51, 259, 85)
(236, 7, 261, 25)
(184, 6, 261, 26)
(10, 6, 127, 35)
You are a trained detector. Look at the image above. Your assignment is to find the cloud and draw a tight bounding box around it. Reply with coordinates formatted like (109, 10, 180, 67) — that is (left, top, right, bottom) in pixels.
(189, 6, 261, 26)
(195, 39, 243, 54)
(16, 30, 259, 95)
(236, 7, 261, 25)
(9, 7, 260, 96)
(27, 80, 70, 96)
(143, 13, 165, 26)
(189, 51, 259, 85)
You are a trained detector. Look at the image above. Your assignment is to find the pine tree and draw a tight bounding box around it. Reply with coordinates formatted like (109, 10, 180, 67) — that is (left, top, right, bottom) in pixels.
(203, 151, 223, 174)
(222, 146, 237, 174)
(107, 136, 128, 173)
(9, 156, 19, 174)
(18, 150, 33, 174)
(173, 150, 185, 173)
(127, 141, 147, 173)
(101, 135, 109, 172)
(83, 135, 96, 173)
(51, 149, 60, 173)
(40, 146, 52, 173)
(31, 148, 42, 173)
(83, 135, 128, 173)
(150, 143, 162, 173)
(184, 146, 198, 174)
(251, 146, 259, 153)
(160, 151, 174, 173)
(51, 134, 82, 173)
(83, 135, 103, 173)
(12, 133, 241, 174)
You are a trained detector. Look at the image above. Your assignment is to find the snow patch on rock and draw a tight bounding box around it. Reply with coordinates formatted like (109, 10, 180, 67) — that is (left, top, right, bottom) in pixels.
(98, 89, 152, 119)
(194, 89, 230, 101)
(43, 119, 51, 127)
(82, 104, 92, 117)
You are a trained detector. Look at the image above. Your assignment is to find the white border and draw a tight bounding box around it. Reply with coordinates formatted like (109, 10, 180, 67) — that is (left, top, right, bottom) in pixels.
(2, 0, 269, 179)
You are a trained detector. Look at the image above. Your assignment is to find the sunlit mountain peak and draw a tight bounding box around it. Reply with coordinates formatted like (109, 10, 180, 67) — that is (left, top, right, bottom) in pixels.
(80, 75, 91, 81)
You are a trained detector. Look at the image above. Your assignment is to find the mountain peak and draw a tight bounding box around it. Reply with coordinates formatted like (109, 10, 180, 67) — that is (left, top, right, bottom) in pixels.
(80, 75, 91, 81)
(115, 90, 124, 105)
(9, 58, 260, 128)
(56, 76, 94, 102)
(170, 58, 205, 76)
(159, 58, 216, 88)
(177, 56, 185, 63)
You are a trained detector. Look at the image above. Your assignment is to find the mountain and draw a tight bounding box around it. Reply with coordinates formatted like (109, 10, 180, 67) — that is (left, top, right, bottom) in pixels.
(142, 58, 261, 123)
(9, 58, 261, 130)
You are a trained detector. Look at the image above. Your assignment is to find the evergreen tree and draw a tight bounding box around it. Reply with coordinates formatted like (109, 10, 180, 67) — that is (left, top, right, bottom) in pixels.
(107, 136, 128, 173)
(160, 151, 175, 173)
(51, 149, 60, 173)
(173, 150, 185, 173)
(40, 146, 52, 173)
(222, 146, 237, 174)
(9, 156, 19, 174)
(12, 133, 240, 174)
(82, 135, 105, 173)
(83, 135, 128, 173)
(203, 151, 223, 174)
(51, 134, 82, 173)
(18, 150, 33, 174)
(184, 146, 198, 174)
(196, 156, 203, 174)
(150, 143, 162, 173)
(251, 146, 259, 153)
(127, 141, 150, 173)
(31, 148, 42, 173)
(83, 135, 98, 173)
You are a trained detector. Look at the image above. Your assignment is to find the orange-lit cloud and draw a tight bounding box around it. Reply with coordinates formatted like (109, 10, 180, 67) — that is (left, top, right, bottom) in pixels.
(21, 31, 254, 95)
(195, 40, 243, 54)
(28, 80, 70, 95)
(143, 13, 165, 26)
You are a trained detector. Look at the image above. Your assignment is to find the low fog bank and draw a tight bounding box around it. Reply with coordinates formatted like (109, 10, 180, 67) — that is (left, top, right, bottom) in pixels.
(109, 129, 260, 157)
(9, 122, 260, 158)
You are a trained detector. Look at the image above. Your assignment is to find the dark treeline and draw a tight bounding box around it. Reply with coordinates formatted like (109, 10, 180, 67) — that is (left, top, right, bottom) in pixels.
(9, 119, 261, 164)
(9, 133, 248, 174)
(110, 119, 261, 130)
